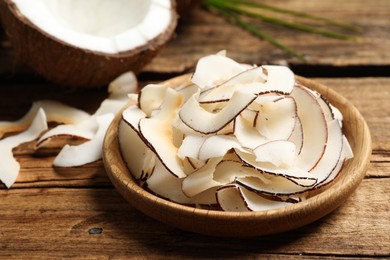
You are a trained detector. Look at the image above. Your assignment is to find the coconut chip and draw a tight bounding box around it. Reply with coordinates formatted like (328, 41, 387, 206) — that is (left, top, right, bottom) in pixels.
(0, 71, 137, 187)
(118, 52, 354, 212)
(0, 108, 47, 188)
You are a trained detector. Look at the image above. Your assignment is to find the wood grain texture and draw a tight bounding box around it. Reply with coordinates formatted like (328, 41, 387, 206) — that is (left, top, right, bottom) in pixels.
(144, 0, 390, 73)
(0, 179, 388, 258)
(0, 0, 389, 253)
(1, 0, 389, 78)
(0, 76, 387, 257)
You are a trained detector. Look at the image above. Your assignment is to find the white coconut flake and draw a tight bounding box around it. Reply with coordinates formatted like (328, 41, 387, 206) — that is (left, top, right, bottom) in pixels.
(117, 52, 354, 212)
(53, 113, 114, 167)
(191, 54, 247, 90)
(179, 90, 256, 134)
(0, 108, 48, 188)
(0, 100, 90, 138)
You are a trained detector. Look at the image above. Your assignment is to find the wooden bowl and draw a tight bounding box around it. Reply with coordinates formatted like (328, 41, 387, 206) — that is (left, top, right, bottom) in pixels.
(102, 75, 371, 237)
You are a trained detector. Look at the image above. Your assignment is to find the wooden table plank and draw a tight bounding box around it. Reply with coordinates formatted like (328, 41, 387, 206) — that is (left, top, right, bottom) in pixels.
(145, 0, 390, 73)
(0, 178, 389, 258)
(0, 76, 388, 258)
(1, 0, 389, 78)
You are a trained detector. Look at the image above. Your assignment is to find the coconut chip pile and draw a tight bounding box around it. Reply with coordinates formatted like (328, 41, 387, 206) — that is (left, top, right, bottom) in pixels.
(0, 72, 137, 188)
(119, 52, 354, 212)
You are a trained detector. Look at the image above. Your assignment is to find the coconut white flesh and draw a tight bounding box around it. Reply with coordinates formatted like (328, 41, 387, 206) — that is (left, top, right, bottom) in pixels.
(0, 108, 48, 188)
(0, 100, 90, 138)
(191, 54, 247, 90)
(288, 117, 304, 156)
(198, 135, 243, 161)
(138, 84, 168, 117)
(53, 113, 114, 167)
(317, 135, 354, 187)
(290, 85, 328, 171)
(234, 113, 268, 150)
(122, 105, 147, 132)
(108, 71, 138, 98)
(138, 88, 185, 178)
(199, 65, 295, 103)
(182, 158, 223, 197)
(183, 157, 207, 174)
(235, 149, 317, 187)
(236, 175, 313, 196)
(199, 66, 266, 102)
(253, 140, 296, 168)
(119, 118, 150, 180)
(309, 120, 343, 184)
(94, 72, 137, 116)
(260, 65, 295, 93)
(239, 186, 293, 211)
(177, 135, 206, 160)
(36, 116, 98, 148)
(147, 158, 217, 205)
(342, 135, 354, 160)
(179, 90, 256, 134)
(254, 96, 297, 140)
(198, 66, 294, 103)
(213, 160, 271, 184)
(216, 185, 250, 212)
(12, 0, 173, 54)
(176, 83, 200, 103)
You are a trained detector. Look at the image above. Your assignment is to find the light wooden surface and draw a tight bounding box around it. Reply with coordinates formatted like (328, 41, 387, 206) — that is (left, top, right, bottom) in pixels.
(1, 0, 389, 258)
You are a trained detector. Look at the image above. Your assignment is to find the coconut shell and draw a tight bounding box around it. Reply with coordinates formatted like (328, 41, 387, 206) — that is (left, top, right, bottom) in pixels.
(0, 0, 178, 88)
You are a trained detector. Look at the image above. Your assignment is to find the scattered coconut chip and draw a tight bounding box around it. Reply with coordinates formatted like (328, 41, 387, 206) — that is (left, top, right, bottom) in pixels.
(36, 116, 98, 148)
(53, 113, 114, 167)
(0, 108, 48, 188)
(94, 72, 137, 116)
(0, 100, 90, 138)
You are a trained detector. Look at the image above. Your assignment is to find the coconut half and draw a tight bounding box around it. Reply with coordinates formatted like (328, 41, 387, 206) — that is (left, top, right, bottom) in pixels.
(0, 0, 177, 87)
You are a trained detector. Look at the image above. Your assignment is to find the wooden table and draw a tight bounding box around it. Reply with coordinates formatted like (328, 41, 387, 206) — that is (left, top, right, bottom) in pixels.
(1, 1, 389, 258)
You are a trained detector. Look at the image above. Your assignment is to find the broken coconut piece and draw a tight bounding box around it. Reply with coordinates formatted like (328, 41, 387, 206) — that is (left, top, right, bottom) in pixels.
(179, 90, 256, 135)
(0, 100, 90, 138)
(199, 65, 294, 103)
(53, 113, 114, 167)
(0, 108, 47, 188)
(118, 52, 354, 212)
